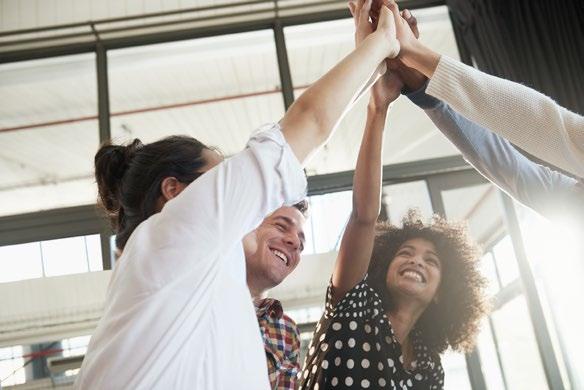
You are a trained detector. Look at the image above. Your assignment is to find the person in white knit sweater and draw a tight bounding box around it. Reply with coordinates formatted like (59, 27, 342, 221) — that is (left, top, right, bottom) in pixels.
(383, 0, 583, 180)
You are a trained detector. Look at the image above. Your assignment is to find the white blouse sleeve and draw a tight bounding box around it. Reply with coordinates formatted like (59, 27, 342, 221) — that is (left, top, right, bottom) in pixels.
(427, 55, 584, 179)
(159, 123, 307, 248)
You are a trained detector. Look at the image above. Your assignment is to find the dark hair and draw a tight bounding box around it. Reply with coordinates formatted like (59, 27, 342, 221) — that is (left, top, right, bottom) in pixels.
(95, 136, 210, 250)
(292, 199, 310, 218)
(368, 209, 489, 354)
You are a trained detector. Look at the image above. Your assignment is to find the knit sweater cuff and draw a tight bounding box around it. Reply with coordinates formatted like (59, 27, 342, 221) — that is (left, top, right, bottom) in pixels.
(426, 55, 470, 103)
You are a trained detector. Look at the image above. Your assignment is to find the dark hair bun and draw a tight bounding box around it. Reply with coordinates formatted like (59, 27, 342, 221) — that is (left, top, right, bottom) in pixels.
(94, 139, 143, 220)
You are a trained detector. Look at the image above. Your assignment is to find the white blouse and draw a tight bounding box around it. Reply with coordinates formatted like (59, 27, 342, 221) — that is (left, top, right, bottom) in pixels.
(75, 124, 307, 389)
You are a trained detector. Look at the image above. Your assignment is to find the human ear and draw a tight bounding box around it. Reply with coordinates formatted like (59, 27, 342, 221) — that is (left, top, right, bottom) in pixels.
(160, 177, 186, 201)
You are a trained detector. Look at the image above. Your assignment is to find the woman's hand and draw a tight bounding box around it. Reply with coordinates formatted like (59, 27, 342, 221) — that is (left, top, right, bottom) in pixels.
(349, 0, 402, 109)
(369, 61, 403, 110)
(348, 0, 374, 46)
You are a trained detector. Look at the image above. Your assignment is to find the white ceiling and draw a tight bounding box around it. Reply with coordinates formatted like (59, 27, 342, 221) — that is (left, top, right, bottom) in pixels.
(0, 0, 253, 31)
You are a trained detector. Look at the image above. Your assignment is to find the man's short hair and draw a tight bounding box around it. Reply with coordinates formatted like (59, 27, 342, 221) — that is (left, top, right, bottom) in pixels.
(291, 199, 309, 218)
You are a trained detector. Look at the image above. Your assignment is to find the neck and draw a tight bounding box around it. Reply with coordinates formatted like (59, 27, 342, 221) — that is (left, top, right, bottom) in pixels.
(387, 300, 426, 344)
(248, 280, 268, 301)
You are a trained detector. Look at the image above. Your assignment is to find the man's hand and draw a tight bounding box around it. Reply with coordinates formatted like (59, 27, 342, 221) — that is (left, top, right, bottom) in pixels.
(349, 0, 402, 109)
(348, 0, 374, 46)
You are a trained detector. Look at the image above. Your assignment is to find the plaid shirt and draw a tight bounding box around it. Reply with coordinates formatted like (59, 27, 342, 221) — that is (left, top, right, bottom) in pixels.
(255, 298, 301, 390)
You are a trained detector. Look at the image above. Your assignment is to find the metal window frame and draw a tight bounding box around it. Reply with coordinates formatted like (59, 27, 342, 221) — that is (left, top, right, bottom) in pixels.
(426, 170, 567, 390)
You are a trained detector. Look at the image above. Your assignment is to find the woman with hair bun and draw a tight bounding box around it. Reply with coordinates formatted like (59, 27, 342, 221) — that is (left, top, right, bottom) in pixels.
(75, 5, 402, 389)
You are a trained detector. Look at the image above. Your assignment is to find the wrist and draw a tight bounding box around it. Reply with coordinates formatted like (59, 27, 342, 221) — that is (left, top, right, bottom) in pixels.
(399, 39, 424, 68)
(367, 100, 390, 115)
(400, 41, 441, 78)
(368, 31, 400, 60)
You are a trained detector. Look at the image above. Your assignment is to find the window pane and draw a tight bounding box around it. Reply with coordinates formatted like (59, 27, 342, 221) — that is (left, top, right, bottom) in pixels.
(442, 350, 471, 390)
(285, 6, 462, 175)
(86, 234, 104, 272)
(108, 30, 285, 155)
(62, 335, 91, 358)
(42, 236, 90, 277)
(0, 242, 43, 283)
(492, 235, 520, 287)
(480, 252, 501, 296)
(441, 183, 503, 243)
(0, 54, 99, 216)
(382, 180, 433, 224)
(0, 345, 25, 386)
(305, 190, 352, 254)
(491, 294, 548, 390)
(476, 319, 507, 390)
(517, 205, 583, 388)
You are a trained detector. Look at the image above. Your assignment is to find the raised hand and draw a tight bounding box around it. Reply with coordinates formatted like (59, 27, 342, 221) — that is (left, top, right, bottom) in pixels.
(349, 0, 402, 107)
(348, 0, 374, 46)
(349, 0, 400, 58)
(389, 8, 428, 92)
(370, 63, 404, 109)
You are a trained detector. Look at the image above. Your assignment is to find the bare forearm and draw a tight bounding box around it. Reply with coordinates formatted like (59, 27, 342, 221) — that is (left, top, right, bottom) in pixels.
(351, 104, 387, 223)
(400, 40, 441, 79)
(280, 32, 393, 164)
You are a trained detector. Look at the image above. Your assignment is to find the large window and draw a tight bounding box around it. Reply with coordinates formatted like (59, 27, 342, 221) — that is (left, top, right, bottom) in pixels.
(0, 54, 99, 217)
(0, 234, 102, 283)
(0, 345, 24, 387)
(284, 6, 463, 176)
(108, 30, 285, 154)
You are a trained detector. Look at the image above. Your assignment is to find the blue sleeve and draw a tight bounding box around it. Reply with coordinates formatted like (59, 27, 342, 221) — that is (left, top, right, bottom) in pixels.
(406, 83, 583, 224)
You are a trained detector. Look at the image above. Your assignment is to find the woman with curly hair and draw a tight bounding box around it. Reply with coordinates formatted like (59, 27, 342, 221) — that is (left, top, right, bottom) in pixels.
(299, 210, 488, 390)
(298, 2, 488, 388)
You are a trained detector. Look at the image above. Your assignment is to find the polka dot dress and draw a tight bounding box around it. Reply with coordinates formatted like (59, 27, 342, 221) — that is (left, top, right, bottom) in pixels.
(298, 276, 444, 389)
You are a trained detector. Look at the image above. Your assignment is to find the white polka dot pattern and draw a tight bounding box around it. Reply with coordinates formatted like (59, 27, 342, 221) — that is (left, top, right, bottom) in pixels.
(298, 276, 445, 390)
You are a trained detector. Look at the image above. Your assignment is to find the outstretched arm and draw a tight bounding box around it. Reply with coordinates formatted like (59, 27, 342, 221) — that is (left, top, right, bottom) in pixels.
(330, 0, 404, 303)
(385, 0, 584, 178)
(279, 0, 400, 165)
(406, 84, 582, 224)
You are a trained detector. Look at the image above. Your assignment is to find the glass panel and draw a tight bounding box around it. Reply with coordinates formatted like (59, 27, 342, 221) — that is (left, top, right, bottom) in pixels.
(305, 190, 352, 254)
(86, 234, 104, 272)
(108, 30, 285, 156)
(492, 235, 520, 287)
(285, 6, 462, 175)
(61, 335, 91, 358)
(442, 350, 471, 390)
(42, 236, 91, 277)
(0, 345, 25, 386)
(0, 242, 43, 283)
(441, 183, 503, 243)
(476, 319, 507, 390)
(491, 294, 548, 390)
(285, 306, 324, 326)
(481, 252, 501, 296)
(440, 182, 509, 388)
(0, 234, 102, 282)
(0, 54, 99, 216)
(382, 180, 433, 224)
(516, 204, 583, 388)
